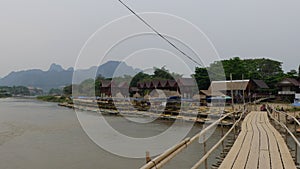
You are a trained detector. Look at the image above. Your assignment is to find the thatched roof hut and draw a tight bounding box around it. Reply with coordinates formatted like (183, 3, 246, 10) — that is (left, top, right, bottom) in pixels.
(133, 93, 141, 98)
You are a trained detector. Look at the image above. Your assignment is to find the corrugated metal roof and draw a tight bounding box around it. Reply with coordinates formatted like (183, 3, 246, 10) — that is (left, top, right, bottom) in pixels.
(137, 82, 144, 88)
(208, 80, 250, 91)
(152, 80, 160, 88)
(280, 78, 300, 86)
(145, 81, 151, 88)
(159, 80, 168, 88)
(252, 79, 269, 89)
(167, 80, 177, 87)
(136, 78, 197, 89)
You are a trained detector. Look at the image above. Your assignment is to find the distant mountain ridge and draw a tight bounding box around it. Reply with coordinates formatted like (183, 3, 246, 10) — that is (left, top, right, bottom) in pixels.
(0, 61, 140, 91)
(48, 63, 64, 72)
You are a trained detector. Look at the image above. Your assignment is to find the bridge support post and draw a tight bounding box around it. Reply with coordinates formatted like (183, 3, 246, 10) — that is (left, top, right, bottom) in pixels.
(294, 111, 298, 165)
(221, 118, 224, 152)
(203, 133, 208, 169)
(285, 113, 288, 143)
(145, 151, 151, 163)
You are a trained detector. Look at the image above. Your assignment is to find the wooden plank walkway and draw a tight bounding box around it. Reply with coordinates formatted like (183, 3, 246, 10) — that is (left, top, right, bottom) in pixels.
(219, 111, 296, 169)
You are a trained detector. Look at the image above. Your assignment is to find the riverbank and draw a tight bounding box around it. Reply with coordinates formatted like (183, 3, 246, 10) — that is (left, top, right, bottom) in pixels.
(57, 99, 238, 126)
(37, 96, 300, 126)
(36, 95, 72, 103)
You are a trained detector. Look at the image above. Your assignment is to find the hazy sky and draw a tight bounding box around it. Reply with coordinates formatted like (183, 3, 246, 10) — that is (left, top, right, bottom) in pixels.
(1, 0, 299, 77)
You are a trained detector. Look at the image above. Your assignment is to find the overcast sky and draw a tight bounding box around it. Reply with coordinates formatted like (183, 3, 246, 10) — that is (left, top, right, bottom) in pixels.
(0, 0, 299, 77)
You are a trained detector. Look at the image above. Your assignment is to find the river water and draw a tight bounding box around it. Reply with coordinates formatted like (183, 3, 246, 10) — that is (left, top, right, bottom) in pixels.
(0, 98, 235, 169)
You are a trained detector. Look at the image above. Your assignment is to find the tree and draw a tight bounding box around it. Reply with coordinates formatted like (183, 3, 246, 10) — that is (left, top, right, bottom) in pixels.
(78, 79, 95, 96)
(153, 66, 174, 80)
(48, 88, 62, 96)
(193, 57, 286, 90)
(63, 85, 72, 96)
(287, 69, 297, 77)
(11, 86, 30, 96)
(193, 67, 210, 90)
(130, 72, 151, 87)
(298, 65, 300, 78)
(222, 57, 245, 80)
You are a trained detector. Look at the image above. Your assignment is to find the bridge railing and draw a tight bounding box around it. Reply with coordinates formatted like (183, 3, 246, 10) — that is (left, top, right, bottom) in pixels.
(191, 107, 247, 169)
(266, 105, 300, 165)
(140, 106, 248, 169)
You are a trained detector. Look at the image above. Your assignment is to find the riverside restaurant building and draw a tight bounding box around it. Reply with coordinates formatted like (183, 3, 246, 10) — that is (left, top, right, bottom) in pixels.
(137, 78, 198, 99)
(206, 79, 269, 103)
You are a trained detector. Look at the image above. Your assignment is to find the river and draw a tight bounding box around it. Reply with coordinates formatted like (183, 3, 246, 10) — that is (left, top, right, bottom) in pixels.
(0, 98, 237, 169)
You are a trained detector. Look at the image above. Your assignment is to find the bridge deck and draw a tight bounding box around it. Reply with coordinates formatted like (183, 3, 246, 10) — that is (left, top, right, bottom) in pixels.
(219, 111, 296, 169)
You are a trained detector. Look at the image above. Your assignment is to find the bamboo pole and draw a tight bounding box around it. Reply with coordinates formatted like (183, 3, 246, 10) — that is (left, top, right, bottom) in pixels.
(140, 138, 190, 169)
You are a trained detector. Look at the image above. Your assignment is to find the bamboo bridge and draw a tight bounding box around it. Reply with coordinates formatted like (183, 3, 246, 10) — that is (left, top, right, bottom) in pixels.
(140, 105, 300, 169)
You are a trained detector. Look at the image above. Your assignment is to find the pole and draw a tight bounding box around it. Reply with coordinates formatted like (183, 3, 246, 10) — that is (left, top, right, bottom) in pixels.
(221, 118, 224, 152)
(146, 151, 151, 163)
(295, 111, 298, 165)
(203, 133, 208, 169)
(230, 73, 234, 111)
(242, 74, 245, 106)
(285, 113, 288, 143)
(230, 74, 236, 139)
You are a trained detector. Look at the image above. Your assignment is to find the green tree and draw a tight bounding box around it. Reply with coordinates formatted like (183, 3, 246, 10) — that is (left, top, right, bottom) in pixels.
(298, 65, 300, 78)
(130, 72, 151, 87)
(153, 66, 173, 80)
(193, 67, 210, 90)
(11, 86, 30, 96)
(194, 57, 286, 90)
(287, 69, 297, 77)
(222, 57, 245, 80)
(63, 85, 72, 96)
(79, 79, 95, 96)
(48, 88, 62, 96)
